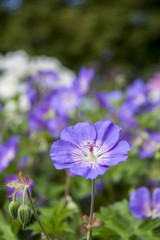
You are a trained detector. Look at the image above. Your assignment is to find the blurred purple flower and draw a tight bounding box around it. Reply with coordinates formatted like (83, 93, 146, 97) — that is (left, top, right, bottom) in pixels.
(139, 132, 160, 159)
(117, 103, 138, 129)
(148, 73, 160, 102)
(67, 169, 76, 177)
(0, 102, 2, 111)
(129, 187, 160, 219)
(0, 136, 19, 172)
(97, 90, 123, 111)
(35, 70, 59, 89)
(50, 87, 82, 114)
(73, 67, 94, 96)
(126, 79, 148, 113)
(25, 80, 38, 106)
(50, 121, 130, 179)
(19, 156, 29, 169)
(84, 180, 105, 199)
(28, 100, 68, 138)
(5, 174, 34, 199)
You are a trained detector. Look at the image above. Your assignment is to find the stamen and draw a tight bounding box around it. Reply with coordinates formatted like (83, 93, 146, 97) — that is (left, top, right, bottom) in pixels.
(84, 142, 98, 152)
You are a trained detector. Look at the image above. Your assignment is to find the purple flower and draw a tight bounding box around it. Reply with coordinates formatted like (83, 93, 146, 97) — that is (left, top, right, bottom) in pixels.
(117, 103, 138, 129)
(50, 87, 82, 114)
(25, 80, 38, 106)
(19, 156, 29, 169)
(35, 70, 59, 89)
(126, 79, 148, 112)
(148, 73, 160, 102)
(0, 102, 2, 111)
(5, 174, 34, 199)
(97, 90, 123, 111)
(28, 101, 68, 139)
(129, 187, 160, 219)
(139, 132, 160, 159)
(50, 121, 130, 179)
(73, 67, 94, 95)
(0, 136, 19, 172)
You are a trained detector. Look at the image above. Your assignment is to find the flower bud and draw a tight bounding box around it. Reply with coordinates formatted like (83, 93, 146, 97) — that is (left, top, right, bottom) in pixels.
(8, 201, 19, 220)
(18, 204, 31, 228)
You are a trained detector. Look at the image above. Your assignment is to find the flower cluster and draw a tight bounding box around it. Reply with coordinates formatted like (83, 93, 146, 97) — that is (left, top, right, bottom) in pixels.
(96, 76, 160, 159)
(27, 67, 94, 138)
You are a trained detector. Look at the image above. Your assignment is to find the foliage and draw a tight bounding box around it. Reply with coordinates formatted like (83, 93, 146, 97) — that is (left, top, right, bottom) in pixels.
(94, 200, 160, 240)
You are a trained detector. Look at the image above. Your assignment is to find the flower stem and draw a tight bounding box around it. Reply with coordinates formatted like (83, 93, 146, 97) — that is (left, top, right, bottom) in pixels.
(22, 186, 28, 205)
(64, 171, 70, 205)
(87, 179, 95, 240)
(27, 189, 52, 240)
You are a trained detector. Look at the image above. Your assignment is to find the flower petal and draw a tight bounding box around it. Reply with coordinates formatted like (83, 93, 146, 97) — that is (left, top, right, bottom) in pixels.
(94, 121, 122, 151)
(70, 162, 109, 179)
(60, 121, 96, 148)
(98, 141, 130, 166)
(50, 140, 80, 169)
(129, 187, 151, 219)
(152, 188, 160, 218)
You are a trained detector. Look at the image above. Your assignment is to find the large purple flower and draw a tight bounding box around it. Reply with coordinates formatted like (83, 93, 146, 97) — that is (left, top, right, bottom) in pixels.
(129, 187, 160, 219)
(50, 121, 130, 179)
(0, 136, 19, 172)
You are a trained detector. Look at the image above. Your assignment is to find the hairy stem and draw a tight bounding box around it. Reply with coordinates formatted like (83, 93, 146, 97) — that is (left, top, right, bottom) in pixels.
(22, 186, 28, 205)
(87, 179, 95, 240)
(27, 189, 52, 240)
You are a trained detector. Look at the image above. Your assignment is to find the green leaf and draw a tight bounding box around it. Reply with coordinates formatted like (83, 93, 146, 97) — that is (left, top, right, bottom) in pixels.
(6, 181, 21, 189)
(0, 211, 17, 240)
(27, 200, 77, 237)
(9, 184, 25, 197)
(94, 199, 160, 240)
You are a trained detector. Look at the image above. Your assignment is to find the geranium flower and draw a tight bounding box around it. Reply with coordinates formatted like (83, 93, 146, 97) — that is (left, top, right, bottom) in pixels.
(129, 187, 160, 219)
(97, 90, 123, 111)
(126, 79, 148, 112)
(50, 86, 82, 114)
(0, 136, 19, 172)
(73, 67, 94, 96)
(50, 121, 130, 179)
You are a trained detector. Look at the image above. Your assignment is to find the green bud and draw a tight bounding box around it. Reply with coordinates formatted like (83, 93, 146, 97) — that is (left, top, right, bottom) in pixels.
(8, 201, 19, 220)
(18, 204, 31, 228)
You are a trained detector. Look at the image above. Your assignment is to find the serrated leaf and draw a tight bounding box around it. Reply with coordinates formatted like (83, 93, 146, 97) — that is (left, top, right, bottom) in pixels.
(95, 199, 160, 240)
(6, 181, 20, 189)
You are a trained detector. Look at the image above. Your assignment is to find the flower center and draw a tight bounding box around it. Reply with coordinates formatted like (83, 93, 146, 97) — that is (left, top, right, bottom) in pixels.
(84, 142, 98, 162)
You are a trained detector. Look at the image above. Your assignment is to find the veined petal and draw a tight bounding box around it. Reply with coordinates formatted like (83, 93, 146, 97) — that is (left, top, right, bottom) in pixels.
(129, 187, 151, 219)
(60, 121, 96, 148)
(70, 162, 109, 179)
(50, 140, 80, 169)
(98, 141, 130, 166)
(94, 121, 122, 151)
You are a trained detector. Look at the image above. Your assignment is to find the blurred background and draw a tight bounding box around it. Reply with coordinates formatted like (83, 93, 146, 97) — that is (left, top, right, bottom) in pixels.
(1, 0, 160, 80)
(0, 1, 160, 240)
